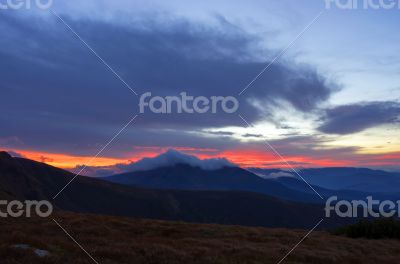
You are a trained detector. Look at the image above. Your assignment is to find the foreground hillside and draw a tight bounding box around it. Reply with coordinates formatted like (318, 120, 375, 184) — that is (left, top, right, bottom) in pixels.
(1, 211, 400, 264)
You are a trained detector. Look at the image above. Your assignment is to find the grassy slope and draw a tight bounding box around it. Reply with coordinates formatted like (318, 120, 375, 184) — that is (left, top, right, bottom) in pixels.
(1, 211, 400, 264)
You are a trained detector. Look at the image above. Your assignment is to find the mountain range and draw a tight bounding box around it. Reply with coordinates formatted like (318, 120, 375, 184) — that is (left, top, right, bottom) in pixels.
(102, 163, 321, 203)
(0, 151, 324, 228)
(250, 167, 400, 193)
(1, 150, 399, 229)
(102, 151, 400, 202)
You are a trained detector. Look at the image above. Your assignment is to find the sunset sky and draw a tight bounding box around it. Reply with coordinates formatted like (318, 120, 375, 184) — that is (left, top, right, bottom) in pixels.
(0, 0, 399, 174)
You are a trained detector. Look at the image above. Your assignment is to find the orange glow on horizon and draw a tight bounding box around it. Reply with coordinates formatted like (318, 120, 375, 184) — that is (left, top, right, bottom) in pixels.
(2, 149, 130, 169)
(219, 150, 354, 168)
(2, 147, 399, 171)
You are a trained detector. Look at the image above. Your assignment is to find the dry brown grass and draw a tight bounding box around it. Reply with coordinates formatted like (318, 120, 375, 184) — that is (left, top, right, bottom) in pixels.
(1, 211, 400, 264)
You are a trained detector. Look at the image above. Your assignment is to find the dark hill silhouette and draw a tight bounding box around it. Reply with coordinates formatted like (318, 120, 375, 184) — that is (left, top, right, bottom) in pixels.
(102, 164, 321, 203)
(250, 168, 400, 193)
(0, 152, 324, 228)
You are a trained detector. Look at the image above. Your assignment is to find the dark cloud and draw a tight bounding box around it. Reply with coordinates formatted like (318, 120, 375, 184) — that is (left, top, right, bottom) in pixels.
(204, 131, 235, 136)
(0, 12, 336, 155)
(318, 102, 400, 135)
(242, 133, 264, 138)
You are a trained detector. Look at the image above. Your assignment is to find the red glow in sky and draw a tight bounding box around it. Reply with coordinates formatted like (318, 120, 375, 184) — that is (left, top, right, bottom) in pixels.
(4, 147, 399, 172)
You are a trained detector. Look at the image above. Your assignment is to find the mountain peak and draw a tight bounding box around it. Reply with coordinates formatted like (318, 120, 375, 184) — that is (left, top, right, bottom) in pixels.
(125, 149, 236, 172)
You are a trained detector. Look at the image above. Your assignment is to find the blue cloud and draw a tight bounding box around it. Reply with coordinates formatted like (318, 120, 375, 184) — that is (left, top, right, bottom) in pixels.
(318, 101, 400, 135)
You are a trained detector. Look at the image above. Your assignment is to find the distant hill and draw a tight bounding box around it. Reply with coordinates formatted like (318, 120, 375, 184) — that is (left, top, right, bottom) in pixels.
(274, 176, 400, 202)
(103, 164, 400, 203)
(102, 164, 321, 203)
(250, 167, 400, 193)
(0, 152, 324, 228)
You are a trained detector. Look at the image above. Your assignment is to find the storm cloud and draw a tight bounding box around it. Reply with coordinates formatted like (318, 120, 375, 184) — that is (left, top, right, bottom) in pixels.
(0, 11, 336, 155)
(318, 101, 400, 135)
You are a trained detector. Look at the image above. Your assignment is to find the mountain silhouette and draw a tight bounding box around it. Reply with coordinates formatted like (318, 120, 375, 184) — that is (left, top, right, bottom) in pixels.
(0, 152, 325, 228)
(251, 168, 400, 193)
(102, 163, 321, 203)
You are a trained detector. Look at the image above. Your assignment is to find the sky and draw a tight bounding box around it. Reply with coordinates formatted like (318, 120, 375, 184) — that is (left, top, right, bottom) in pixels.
(0, 0, 399, 174)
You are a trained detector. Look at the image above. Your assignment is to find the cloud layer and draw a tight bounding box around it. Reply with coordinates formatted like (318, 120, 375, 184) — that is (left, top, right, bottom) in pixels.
(1, 7, 398, 171)
(121, 149, 235, 171)
(72, 149, 236, 177)
(318, 102, 400, 135)
(0, 11, 336, 155)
